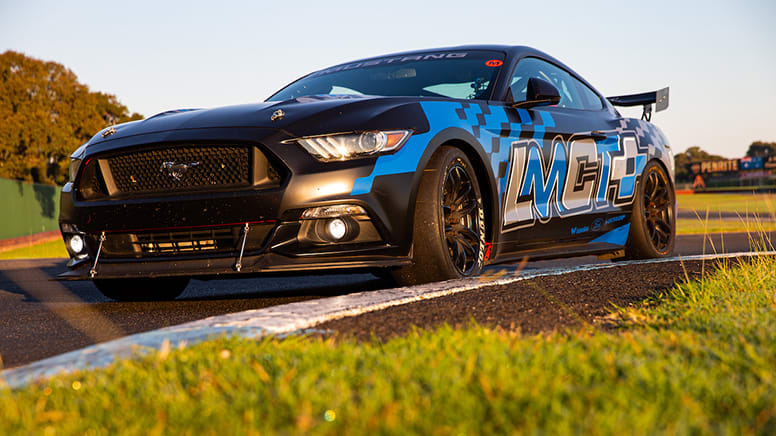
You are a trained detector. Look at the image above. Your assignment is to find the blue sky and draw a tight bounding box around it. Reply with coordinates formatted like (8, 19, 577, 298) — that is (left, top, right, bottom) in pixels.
(1, 0, 774, 157)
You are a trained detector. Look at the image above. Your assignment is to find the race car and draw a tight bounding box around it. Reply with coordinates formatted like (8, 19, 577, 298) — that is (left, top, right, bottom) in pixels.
(59, 45, 676, 300)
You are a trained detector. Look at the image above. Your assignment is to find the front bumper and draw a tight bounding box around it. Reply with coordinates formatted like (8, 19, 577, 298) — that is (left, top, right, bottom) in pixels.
(58, 128, 418, 280)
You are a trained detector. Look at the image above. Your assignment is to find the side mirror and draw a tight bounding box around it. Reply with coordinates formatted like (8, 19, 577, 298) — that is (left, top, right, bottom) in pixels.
(512, 77, 561, 109)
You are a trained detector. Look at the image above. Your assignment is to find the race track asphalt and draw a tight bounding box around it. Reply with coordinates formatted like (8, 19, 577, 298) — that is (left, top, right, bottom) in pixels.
(1, 231, 773, 368)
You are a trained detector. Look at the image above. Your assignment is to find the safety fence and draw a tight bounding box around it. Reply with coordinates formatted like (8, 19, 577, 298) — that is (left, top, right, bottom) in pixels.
(0, 178, 61, 246)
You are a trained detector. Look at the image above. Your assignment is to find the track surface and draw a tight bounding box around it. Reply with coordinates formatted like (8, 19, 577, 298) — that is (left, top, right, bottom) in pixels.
(319, 259, 712, 340)
(676, 209, 776, 221)
(0, 231, 773, 368)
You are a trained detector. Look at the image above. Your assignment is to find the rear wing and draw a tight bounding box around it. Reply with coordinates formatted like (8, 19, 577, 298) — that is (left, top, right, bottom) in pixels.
(607, 87, 669, 122)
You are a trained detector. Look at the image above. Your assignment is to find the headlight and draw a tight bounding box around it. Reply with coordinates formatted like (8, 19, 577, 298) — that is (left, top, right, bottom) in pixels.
(294, 130, 411, 162)
(68, 158, 82, 183)
(68, 143, 88, 182)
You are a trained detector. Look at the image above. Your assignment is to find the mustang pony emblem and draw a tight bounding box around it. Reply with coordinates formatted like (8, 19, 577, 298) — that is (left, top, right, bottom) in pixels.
(271, 109, 285, 121)
(160, 161, 200, 181)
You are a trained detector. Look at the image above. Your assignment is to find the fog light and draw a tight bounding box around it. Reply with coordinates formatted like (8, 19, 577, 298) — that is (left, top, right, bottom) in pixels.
(68, 234, 85, 254)
(326, 218, 347, 241)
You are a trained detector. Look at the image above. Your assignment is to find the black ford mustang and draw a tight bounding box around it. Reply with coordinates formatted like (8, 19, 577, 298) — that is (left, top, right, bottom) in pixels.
(59, 45, 676, 300)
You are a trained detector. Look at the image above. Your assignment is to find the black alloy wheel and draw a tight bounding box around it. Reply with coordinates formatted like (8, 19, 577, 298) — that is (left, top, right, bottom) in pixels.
(624, 160, 675, 259)
(642, 168, 673, 252)
(390, 146, 486, 286)
(442, 163, 482, 275)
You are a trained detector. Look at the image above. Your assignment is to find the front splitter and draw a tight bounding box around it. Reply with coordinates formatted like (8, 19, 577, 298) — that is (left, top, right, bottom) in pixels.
(57, 252, 411, 280)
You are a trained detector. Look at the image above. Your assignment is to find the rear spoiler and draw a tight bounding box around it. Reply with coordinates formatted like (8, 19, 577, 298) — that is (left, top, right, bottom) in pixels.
(607, 87, 669, 122)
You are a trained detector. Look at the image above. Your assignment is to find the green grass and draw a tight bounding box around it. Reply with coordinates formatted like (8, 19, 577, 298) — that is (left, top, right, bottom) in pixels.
(0, 239, 67, 260)
(2, 256, 776, 434)
(677, 193, 776, 216)
(675, 192, 776, 234)
(677, 218, 776, 235)
(690, 186, 776, 194)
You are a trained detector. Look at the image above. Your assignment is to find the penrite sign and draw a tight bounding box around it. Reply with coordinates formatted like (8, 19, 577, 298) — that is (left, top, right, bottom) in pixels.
(689, 156, 775, 175)
(690, 160, 739, 174)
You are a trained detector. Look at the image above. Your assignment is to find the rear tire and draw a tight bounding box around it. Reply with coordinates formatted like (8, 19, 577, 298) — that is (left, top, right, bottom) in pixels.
(624, 160, 675, 259)
(391, 147, 486, 286)
(94, 277, 190, 301)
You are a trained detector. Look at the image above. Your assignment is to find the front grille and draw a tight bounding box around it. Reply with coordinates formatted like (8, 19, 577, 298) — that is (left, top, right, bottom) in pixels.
(99, 223, 274, 258)
(106, 145, 251, 194)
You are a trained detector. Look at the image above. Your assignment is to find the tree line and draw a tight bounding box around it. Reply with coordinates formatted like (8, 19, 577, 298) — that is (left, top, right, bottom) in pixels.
(0, 51, 142, 185)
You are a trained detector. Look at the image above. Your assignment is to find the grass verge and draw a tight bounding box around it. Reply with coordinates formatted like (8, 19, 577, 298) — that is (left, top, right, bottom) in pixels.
(676, 192, 776, 234)
(0, 240, 67, 260)
(677, 193, 776, 215)
(676, 218, 776, 235)
(2, 256, 776, 434)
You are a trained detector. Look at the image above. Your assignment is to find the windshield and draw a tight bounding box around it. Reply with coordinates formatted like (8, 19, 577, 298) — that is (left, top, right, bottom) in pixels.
(267, 50, 506, 102)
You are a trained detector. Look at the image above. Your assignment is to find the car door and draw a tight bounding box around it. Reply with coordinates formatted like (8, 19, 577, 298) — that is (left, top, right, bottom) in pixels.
(495, 56, 640, 259)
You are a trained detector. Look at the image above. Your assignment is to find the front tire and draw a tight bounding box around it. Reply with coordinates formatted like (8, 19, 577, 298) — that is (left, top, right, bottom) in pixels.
(624, 160, 675, 259)
(391, 147, 486, 286)
(94, 277, 190, 301)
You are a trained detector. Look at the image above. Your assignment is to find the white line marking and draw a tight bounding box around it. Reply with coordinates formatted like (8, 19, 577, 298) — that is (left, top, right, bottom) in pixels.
(2, 251, 774, 389)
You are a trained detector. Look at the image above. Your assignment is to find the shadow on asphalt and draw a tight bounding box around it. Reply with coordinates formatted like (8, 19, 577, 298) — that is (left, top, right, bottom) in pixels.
(177, 275, 391, 301)
(0, 258, 391, 367)
(0, 258, 389, 303)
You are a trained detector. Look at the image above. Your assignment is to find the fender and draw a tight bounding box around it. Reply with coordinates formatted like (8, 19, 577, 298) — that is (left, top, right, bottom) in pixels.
(406, 127, 500, 246)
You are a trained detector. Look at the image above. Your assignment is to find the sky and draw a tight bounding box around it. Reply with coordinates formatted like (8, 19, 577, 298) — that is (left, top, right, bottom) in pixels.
(1, 0, 774, 158)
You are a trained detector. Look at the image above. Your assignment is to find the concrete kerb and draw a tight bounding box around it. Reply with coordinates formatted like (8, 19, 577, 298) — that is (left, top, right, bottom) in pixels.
(2, 250, 774, 389)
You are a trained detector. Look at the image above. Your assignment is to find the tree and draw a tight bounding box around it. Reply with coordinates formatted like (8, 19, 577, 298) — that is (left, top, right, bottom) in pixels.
(745, 141, 776, 158)
(0, 51, 142, 185)
(673, 146, 725, 183)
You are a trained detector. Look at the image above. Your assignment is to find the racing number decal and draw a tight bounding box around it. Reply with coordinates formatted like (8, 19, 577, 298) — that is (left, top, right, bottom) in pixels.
(502, 132, 645, 231)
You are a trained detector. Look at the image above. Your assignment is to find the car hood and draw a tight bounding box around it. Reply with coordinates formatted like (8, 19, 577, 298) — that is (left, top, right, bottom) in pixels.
(86, 95, 430, 148)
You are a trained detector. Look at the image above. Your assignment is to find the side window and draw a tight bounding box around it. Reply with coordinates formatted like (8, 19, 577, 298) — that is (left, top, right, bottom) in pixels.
(510, 57, 601, 110)
(574, 81, 604, 110)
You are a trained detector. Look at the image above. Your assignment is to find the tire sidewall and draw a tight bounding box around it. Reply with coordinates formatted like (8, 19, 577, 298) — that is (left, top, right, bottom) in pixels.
(391, 146, 487, 285)
(432, 149, 487, 278)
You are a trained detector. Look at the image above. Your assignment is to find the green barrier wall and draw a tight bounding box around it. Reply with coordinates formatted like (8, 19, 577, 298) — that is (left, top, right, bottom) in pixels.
(0, 178, 61, 240)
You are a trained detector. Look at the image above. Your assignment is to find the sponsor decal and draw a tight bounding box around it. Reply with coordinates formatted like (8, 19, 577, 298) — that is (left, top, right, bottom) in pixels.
(605, 214, 626, 225)
(571, 226, 589, 235)
(502, 133, 646, 231)
(309, 52, 470, 77)
(575, 215, 624, 236)
(485, 59, 503, 67)
(477, 197, 487, 265)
